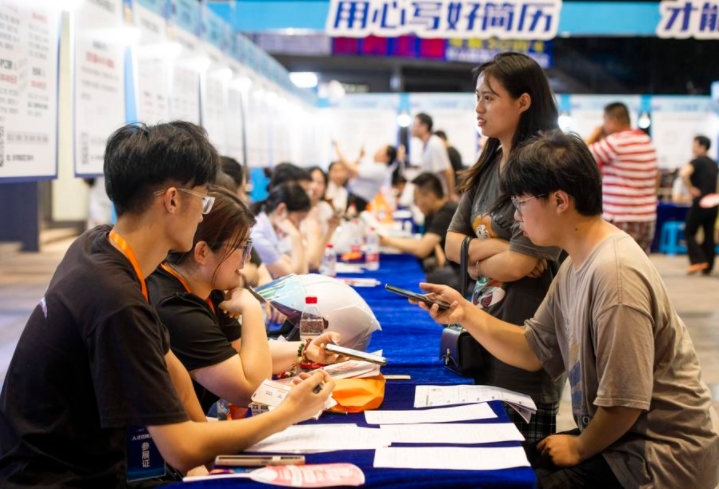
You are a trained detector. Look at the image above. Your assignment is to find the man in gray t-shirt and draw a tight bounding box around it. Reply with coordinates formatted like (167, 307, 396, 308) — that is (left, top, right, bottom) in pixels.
(416, 131, 719, 488)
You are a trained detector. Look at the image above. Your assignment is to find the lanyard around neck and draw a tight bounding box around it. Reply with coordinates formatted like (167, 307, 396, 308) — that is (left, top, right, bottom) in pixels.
(108, 230, 148, 302)
(160, 263, 215, 315)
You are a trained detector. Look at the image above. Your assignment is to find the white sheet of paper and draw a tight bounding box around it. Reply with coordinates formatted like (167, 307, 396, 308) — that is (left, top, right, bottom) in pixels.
(413, 385, 537, 422)
(414, 385, 534, 410)
(379, 423, 524, 445)
(246, 424, 390, 453)
(365, 403, 496, 425)
(373, 446, 531, 471)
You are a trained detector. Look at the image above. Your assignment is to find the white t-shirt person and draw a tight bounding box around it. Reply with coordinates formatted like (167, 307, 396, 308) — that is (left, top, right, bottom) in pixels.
(422, 134, 452, 192)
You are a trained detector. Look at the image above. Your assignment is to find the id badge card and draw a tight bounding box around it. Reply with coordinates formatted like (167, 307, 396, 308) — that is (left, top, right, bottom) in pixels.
(126, 426, 166, 483)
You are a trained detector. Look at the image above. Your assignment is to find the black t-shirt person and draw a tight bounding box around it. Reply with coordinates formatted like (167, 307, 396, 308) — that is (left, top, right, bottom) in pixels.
(147, 267, 242, 413)
(690, 155, 719, 201)
(422, 201, 460, 273)
(0, 226, 188, 487)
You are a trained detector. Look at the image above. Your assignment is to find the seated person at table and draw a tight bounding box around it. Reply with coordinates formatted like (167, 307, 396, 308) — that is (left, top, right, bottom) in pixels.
(0, 122, 335, 487)
(148, 186, 343, 413)
(379, 172, 462, 291)
(414, 131, 719, 488)
(251, 183, 311, 279)
(268, 162, 312, 192)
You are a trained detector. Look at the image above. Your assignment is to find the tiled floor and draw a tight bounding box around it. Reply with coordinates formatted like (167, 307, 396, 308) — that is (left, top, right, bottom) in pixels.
(0, 239, 718, 432)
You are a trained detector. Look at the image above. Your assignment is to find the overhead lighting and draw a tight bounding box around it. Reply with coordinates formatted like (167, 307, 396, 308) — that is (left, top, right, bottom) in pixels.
(638, 112, 651, 129)
(558, 112, 572, 132)
(290, 72, 318, 89)
(397, 111, 412, 128)
(230, 75, 252, 92)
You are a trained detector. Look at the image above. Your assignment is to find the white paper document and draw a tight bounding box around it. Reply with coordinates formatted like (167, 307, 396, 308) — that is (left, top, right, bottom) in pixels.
(246, 424, 391, 453)
(365, 403, 496, 425)
(373, 446, 531, 471)
(379, 422, 524, 445)
(414, 385, 537, 423)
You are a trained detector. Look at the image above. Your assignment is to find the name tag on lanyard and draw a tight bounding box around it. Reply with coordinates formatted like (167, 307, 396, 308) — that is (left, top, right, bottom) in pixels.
(126, 426, 166, 483)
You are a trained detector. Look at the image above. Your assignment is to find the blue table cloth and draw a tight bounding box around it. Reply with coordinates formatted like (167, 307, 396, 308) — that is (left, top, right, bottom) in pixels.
(171, 254, 536, 488)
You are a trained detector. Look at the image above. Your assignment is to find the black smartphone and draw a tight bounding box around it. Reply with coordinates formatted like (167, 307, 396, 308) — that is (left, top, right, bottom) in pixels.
(324, 343, 387, 366)
(214, 455, 305, 467)
(385, 284, 451, 311)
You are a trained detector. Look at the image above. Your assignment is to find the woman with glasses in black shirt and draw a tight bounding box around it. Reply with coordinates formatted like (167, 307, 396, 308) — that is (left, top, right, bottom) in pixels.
(148, 186, 341, 413)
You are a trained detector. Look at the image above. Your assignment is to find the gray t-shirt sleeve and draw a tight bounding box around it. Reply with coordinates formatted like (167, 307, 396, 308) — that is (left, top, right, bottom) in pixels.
(592, 304, 654, 410)
(524, 284, 565, 380)
(448, 188, 475, 236)
(508, 221, 563, 261)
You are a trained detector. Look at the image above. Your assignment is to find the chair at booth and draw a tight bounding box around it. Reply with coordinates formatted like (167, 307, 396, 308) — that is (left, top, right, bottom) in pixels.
(659, 221, 687, 256)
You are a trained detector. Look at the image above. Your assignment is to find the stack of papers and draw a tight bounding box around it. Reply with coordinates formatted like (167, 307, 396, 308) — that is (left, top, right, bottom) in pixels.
(246, 424, 390, 453)
(374, 446, 530, 471)
(378, 423, 524, 445)
(414, 385, 537, 423)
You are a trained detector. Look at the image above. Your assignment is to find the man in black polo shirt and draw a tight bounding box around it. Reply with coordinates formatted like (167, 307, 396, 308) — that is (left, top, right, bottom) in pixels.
(680, 134, 719, 275)
(0, 122, 334, 487)
(379, 172, 461, 290)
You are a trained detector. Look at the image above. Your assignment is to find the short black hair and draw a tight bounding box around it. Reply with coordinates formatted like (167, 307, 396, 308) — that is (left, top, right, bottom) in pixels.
(500, 130, 603, 217)
(104, 122, 218, 217)
(412, 172, 444, 198)
(220, 156, 244, 187)
(384, 145, 397, 164)
(604, 102, 631, 126)
(263, 182, 311, 214)
(434, 130, 447, 141)
(415, 113, 433, 132)
(268, 163, 311, 190)
(695, 135, 711, 151)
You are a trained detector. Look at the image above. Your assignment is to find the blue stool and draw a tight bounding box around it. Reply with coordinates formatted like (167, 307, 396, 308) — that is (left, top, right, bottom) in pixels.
(659, 221, 687, 256)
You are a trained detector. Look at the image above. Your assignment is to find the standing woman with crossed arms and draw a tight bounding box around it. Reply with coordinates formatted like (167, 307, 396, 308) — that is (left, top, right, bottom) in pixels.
(444, 52, 565, 443)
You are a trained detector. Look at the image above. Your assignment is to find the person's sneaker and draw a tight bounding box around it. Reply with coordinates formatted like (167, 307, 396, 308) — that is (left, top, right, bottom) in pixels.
(687, 263, 709, 275)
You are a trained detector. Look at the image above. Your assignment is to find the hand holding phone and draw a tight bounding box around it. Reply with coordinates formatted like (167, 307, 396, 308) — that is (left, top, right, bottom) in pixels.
(323, 343, 387, 366)
(384, 284, 451, 311)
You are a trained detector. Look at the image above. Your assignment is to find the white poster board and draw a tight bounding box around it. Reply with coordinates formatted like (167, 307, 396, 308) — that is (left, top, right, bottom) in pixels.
(245, 84, 270, 168)
(409, 93, 478, 168)
(0, 1, 60, 181)
(202, 62, 229, 155)
(650, 97, 718, 169)
(168, 27, 201, 125)
(74, 0, 126, 176)
(326, 94, 400, 165)
(134, 2, 171, 125)
(567, 95, 641, 141)
(225, 63, 246, 165)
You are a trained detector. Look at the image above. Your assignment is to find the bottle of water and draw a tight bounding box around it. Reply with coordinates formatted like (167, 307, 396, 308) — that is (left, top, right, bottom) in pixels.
(365, 227, 380, 271)
(299, 296, 324, 342)
(320, 243, 337, 277)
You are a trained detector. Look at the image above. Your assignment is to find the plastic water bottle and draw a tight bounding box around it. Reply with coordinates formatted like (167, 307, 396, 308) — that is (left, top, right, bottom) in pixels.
(299, 296, 324, 342)
(320, 243, 337, 277)
(365, 227, 380, 271)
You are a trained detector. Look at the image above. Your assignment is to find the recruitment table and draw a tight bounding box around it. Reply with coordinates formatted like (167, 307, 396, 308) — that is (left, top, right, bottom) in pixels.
(172, 254, 536, 489)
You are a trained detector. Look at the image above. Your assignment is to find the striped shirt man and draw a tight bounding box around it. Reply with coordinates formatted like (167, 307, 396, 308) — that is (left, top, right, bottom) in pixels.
(589, 129, 658, 223)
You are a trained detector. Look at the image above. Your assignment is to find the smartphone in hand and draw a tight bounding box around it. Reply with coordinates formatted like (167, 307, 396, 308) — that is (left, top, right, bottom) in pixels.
(384, 284, 451, 311)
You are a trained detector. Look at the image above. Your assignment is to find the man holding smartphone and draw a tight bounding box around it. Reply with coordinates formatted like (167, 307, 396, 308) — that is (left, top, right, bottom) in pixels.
(413, 131, 719, 488)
